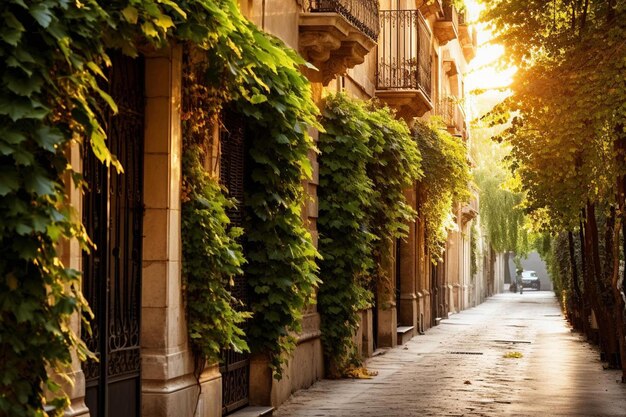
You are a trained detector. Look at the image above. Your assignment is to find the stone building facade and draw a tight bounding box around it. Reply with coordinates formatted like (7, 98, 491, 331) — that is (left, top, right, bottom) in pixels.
(58, 1, 495, 417)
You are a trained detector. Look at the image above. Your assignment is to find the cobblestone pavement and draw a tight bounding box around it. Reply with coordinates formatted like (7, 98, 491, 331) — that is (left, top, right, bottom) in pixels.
(274, 292, 626, 416)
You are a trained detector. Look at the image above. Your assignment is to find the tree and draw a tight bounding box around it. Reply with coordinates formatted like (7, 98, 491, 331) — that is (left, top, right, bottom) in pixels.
(480, 0, 626, 379)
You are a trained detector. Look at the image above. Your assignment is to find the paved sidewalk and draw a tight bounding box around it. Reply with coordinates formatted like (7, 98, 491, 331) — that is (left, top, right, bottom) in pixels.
(274, 292, 626, 416)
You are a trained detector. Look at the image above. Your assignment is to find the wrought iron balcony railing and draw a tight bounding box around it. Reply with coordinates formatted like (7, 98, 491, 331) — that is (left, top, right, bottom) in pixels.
(434, 0, 459, 45)
(441, 0, 459, 28)
(458, 8, 467, 25)
(436, 96, 466, 135)
(376, 10, 432, 99)
(303, 0, 380, 41)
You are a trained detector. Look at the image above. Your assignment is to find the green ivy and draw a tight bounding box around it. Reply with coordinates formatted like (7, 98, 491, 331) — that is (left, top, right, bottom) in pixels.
(232, 35, 322, 377)
(414, 120, 471, 261)
(181, 55, 250, 364)
(0, 1, 117, 415)
(367, 104, 422, 299)
(181, 155, 250, 361)
(178, 5, 321, 377)
(470, 221, 478, 277)
(317, 94, 421, 376)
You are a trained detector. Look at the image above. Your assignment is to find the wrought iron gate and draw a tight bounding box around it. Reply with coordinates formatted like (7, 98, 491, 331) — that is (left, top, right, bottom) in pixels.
(82, 53, 145, 417)
(219, 110, 251, 415)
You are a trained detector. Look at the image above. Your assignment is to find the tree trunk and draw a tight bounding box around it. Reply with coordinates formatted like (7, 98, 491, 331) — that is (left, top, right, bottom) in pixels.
(585, 203, 619, 367)
(579, 217, 591, 338)
(568, 231, 583, 330)
(610, 212, 626, 380)
(503, 251, 511, 284)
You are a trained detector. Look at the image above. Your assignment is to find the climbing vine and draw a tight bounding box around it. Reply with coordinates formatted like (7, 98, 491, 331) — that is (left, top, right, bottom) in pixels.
(414, 120, 471, 260)
(230, 35, 321, 377)
(181, 55, 250, 365)
(178, 5, 322, 377)
(470, 221, 478, 277)
(317, 94, 421, 376)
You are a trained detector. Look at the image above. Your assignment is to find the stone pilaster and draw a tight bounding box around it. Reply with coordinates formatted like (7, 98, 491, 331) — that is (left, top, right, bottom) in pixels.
(141, 45, 219, 417)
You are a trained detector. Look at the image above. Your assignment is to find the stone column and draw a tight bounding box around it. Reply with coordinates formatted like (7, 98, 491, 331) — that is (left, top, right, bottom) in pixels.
(376, 243, 398, 348)
(59, 141, 90, 417)
(140, 45, 220, 417)
(398, 188, 418, 335)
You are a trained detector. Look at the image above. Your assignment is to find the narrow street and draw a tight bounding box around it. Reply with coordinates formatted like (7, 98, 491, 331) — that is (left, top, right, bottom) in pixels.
(274, 292, 626, 417)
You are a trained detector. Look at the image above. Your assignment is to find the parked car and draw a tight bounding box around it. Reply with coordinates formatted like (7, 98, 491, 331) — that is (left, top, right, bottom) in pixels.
(521, 270, 541, 290)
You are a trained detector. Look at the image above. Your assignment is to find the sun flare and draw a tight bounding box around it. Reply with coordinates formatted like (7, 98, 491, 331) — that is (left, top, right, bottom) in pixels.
(464, 0, 517, 92)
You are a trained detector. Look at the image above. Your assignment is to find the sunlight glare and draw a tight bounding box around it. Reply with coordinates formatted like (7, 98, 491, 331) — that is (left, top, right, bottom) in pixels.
(464, 0, 517, 92)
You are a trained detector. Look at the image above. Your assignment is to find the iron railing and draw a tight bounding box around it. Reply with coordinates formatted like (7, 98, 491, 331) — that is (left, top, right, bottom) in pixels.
(458, 8, 467, 25)
(376, 9, 432, 98)
(440, 0, 459, 32)
(303, 0, 380, 41)
(437, 96, 465, 134)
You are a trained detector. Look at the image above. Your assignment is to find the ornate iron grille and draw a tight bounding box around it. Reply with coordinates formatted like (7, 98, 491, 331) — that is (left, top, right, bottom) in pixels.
(82, 52, 144, 417)
(220, 111, 246, 229)
(436, 96, 465, 135)
(376, 9, 432, 99)
(442, 1, 458, 25)
(219, 109, 250, 416)
(458, 8, 467, 25)
(303, 0, 380, 41)
(436, 96, 455, 127)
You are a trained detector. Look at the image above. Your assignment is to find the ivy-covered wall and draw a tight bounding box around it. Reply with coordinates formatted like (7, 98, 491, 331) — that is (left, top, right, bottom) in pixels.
(317, 93, 422, 377)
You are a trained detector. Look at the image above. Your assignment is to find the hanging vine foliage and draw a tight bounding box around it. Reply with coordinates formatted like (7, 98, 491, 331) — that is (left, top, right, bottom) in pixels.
(230, 36, 322, 377)
(167, 1, 322, 378)
(366, 103, 422, 303)
(181, 54, 250, 364)
(317, 93, 421, 376)
(414, 120, 471, 260)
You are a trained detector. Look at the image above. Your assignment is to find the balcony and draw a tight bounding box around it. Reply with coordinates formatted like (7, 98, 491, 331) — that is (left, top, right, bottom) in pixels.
(458, 11, 477, 61)
(436, 96, 466, 138)
(299, 0, 379, 85)
(375, 10, 433, 121)
(417, 0, 443, 18)
(434, 1, 458, 46)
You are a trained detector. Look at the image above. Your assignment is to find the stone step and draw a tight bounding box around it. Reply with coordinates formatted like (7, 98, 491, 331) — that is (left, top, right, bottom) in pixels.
(397, 325, 415, 345)
(229, 406, 274, 417)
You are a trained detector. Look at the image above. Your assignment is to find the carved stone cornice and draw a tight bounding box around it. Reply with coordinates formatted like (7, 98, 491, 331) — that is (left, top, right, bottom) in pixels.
(375, 89, 433, 124)
(460, 26, 477, 61)
(418, 0, 443, 19)
(434, 20, 458, 46)
(434, 3, 458, 46)
(442, 59, 458, 76)
(299, 12, 377, 85)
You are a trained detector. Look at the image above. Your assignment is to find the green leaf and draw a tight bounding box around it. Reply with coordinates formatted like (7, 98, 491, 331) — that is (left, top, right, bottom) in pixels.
(29, 4, 53, 28)
(34, 126, 64, 152)
(121, 6, 139, 24)
(158, 0, 188, 18)
(0, 97, 49, 121)
(141, 22, 159, 38)
(154, 14, 174, 31)
(1, 12, 25, 46)
(24, 171, 56, 195)
(250, 94, 267, 104)
(3, 71, 44, 97)
(0, 168, 19, 195)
